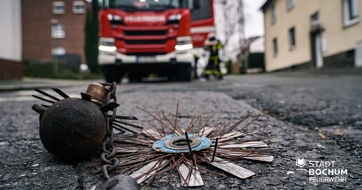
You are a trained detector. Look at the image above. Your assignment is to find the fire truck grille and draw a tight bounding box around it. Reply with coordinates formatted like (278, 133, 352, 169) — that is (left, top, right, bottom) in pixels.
(125, 52, 166, 56)
(124, 30, 167, 36)
(125, 40, 166, 45)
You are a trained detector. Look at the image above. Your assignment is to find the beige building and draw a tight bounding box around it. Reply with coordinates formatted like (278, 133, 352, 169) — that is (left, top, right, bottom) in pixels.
(261, 0, 362, 72)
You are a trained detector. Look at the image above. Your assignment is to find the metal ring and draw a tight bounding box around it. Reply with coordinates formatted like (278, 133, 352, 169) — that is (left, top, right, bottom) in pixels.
(164, 136, 201, 150)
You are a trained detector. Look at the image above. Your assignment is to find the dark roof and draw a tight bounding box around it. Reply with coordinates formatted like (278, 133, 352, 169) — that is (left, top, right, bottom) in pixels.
(248, 36, 262, 43)
(260, 0, 274, 12)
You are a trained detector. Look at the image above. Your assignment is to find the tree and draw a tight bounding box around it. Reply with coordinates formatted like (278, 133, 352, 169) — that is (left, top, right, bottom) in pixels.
(84, 0, 99, 73)
(214, 0, 245, 61)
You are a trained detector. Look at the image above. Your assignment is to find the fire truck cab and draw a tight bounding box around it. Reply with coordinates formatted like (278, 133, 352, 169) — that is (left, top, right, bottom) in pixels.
(98, 0, 214, 83)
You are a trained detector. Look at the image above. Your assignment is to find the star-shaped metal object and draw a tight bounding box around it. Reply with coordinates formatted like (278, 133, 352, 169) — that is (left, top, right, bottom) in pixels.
(111, 103, 274, 187)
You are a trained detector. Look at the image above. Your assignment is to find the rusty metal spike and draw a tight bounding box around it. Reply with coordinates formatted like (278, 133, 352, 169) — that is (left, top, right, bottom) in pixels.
(32, 104, 46, 115)
(51, 88, 70, 98)
(110, 115, 138, 120)
(80, 92, 92, 101)
(113, 120, 143, 129)
(34, 89, 60, 101)
(32, 95, 55, 104)
(100, 102, 119, 112)
(113, 122, 139, 134)
(211, 138, 219, 163)
(185, 132, 196, 166)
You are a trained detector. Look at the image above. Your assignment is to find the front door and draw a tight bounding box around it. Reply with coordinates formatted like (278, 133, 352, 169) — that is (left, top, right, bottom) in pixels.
(312, 32, 323, 68)
(356, 40, 362, 67)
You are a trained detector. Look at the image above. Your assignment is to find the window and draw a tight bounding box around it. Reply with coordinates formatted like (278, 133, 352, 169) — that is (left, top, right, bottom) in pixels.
(73, 1, 85, 14)
(272, 38, 278, 56)
(192, 0, 200, 9)
(190, 0, 212, 21)
(52, 47, 66, 55)
(288, 27, 296, 49)
(343, 0, 359, 27)
(51, 23, 65, 38)
(53, 1, 65, 14)
(287, 0, 295, 10)
(271, 4, 277, 24)
(310, 12, 320, 26)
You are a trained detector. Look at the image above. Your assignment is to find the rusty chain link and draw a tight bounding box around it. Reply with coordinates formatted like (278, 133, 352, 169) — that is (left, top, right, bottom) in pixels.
(101, 82, 119, 180)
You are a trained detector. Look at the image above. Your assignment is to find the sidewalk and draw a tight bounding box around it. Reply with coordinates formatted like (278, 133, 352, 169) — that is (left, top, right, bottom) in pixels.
(270, 67, 362, 76)
(0, 78, 103, 91)
(1, 67, 361, 91)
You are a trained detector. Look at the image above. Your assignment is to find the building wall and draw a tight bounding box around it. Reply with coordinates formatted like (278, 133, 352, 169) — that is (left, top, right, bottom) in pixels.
(22, 0, 87, 64)
(0, 0, 21, 61)
(0, 59, 23, 80)
(323, 1, 362, 57)
(263, 0, 362, 71)
(22, 0, 52, 60)
(0, 0, 22, 80)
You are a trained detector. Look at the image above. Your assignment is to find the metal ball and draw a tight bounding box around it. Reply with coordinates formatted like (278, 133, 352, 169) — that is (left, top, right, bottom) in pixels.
(38, 98, 106, 163)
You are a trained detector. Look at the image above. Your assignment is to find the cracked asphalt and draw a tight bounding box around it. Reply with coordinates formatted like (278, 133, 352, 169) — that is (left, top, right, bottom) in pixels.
(0, 69, 361, 189)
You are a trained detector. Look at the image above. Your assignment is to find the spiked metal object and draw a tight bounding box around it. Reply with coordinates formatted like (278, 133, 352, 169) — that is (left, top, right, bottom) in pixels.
(31, 84, 273, 187)
(31, 83, 140, 163)
(108, 103, 274, 187)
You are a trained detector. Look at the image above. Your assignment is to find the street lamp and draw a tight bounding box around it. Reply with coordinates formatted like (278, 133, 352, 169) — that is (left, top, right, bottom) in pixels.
(50, 19, 59, 77)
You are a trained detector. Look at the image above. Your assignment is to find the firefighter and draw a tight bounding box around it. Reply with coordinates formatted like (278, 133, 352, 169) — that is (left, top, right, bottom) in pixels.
(202, 34, 223, 80)
(193, 53, 200, 79)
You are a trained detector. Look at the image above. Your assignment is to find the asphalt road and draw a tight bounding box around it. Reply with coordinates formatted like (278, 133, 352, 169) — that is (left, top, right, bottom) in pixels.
(0, 70, 361, 189)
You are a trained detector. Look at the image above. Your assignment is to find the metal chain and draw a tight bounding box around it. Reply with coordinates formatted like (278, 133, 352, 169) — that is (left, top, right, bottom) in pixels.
(101, 82, 119, 180)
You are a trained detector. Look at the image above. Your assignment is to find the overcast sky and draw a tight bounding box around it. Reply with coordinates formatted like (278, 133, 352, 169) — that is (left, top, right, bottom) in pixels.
(214, 0, 266, 60)
(243, 0, 266, 38)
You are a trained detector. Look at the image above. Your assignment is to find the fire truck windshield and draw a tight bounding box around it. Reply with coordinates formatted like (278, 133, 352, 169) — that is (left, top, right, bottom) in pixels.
(104, 0, 187, 11)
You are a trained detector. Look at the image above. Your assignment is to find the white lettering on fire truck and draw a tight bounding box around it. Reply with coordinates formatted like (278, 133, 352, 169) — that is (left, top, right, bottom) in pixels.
(125, 16, 165, 23)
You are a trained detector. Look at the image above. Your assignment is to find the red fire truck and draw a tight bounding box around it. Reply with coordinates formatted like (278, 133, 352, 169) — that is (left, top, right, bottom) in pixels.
(98, 0, 215, 82)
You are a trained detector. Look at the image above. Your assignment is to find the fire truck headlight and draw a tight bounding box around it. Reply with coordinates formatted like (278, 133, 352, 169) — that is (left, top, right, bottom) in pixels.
(175, 36, 193, 51)
(168, 14, 182, 21)
(167, 14, 182, 25)
(99, 38, 116, 52)
(107, 14, 123, 25)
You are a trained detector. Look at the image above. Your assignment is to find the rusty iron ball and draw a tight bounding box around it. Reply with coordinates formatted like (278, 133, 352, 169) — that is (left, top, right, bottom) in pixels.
(33, 98, 106, 163)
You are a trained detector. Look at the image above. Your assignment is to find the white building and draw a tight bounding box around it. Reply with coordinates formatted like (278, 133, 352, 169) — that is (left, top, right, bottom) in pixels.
(0, 0, 22, 80)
